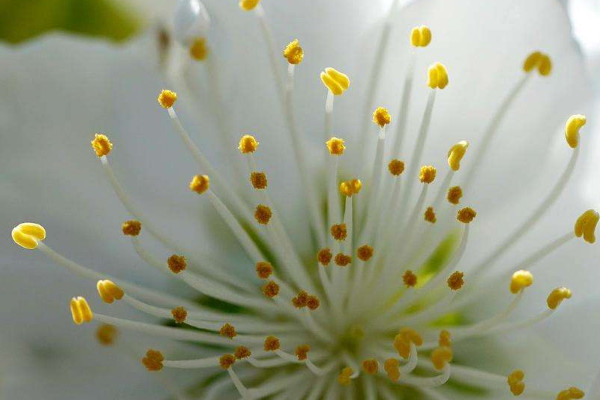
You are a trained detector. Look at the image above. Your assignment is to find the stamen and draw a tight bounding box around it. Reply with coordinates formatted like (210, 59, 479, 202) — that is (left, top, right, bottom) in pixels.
(339, 179, 362, 197)
(167, 254, 187, 274)
(264, 335, 281, 351)
(523, 51, 552, 76)
(384, 358, 401, 382)
(239, 134, 259, 154)
(295, 344, 310, 361)
(334, 253, 352, 267)
(388, 159, 405, 176)
(457, 207, 477, 223)
(439, 331, 452, 347)
(189, 37, 209, 61)
(255, 261, 273, 279)
(411, 25, 432, 47)
(447, 141, 469, 171)
(283, 39, 304, 65)
(574, 209, 599, 243)
(447, 272, 465, 291)
(431, 346, 453, 370)
(235, 346, 252, 360)
(96, 280, 124, 304)
(254, 204, 273, 225)
(142, 349, 164, 371)
(91, 133, 113, 157)
(424, 207, 437, 224)
(250, 172, 268, 189)
(403, 270, 418, 288)
(419, 165, 437, 184)
(547, 287, 572, 310)
(291, 290, 309, 308)
(447, 186, 463, 205)
(306, 295, 320, 310)
(157, 89, 177, 109)
(219, 354, 236, 369)
(510, 270, 534, 294)
(121, 220, 141, 236)
(357, 245, 374, 262)
(96, 324, 118, 346)
(219, 323, 237, 339)
(239, 0, 260, 11)
(70, 296, 93, 325)
(320, 68, 350, 96)
(338, 367, 354, 386)
(362, 359, 379, 375)
(326, 137, 346, 155)
(262, 281, 280, 298)
(189, 174, 210, 194)
(393, 328, 423, 358)
(556, 387, 585, 400)
(565, 114, 586, 149)
(171, 306, 188, 324)
(330, 223, 348, 241)
(317, 248, 333, 266)
(11, 222, 46, 250)
(508, 370, 526, 396)
(427, 62, 449, 90)
(373, 107, 392, 128)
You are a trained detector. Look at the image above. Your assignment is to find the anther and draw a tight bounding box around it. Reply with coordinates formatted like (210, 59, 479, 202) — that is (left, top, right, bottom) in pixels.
(373, 107, 392, 128)
(427, 62, 449, 89)
(317, 248, 333, 266)
(447, 271, 464, 291)
(250, 172, 268, 189)
(431, 346, 453, 370)
(330, 223, 348, 241)
(523, 51, 552, 76)
(338, 367, 354, 386)
(411, 25, 432, 47)
(157, 89, 177, 109)
(189, 38, 208, 61)
(254, 204, 272, 225)
(424, 207, 437, 223)
(384, 358, 401, 382)
(262, 280, 280, 298)
(295, 344, 310, 360)
(219, 323, 237, 339)
(565, 115, 586, 149)
(574, 209, 599, 244)
(439, 330, 452, 347)
(339, 179, 362, 197)
(171, 306, 188, 324)
(326, 137, 346, 155)
(556, 387, 585, 400)
(12, 222, 46, 250)
(306, 295, 320, 310)
(167, 254, 187, 274)
(239, 0, 259, 11)
(321, 67, 350, 96)
(142, 349, 164, 371)
(457, 207, 477, 223)
(234, 346, 252, 360)
(70, 296, 93, 325)
(510, 270, 534, 294)
(122, 220, 141, 236)
(219, 354, 236, 370)
(96, 324, 118, 346)
(283, 39, 304, 65)
(264, 335, 280, 351)
(403, 270, 418, 288)
(189, 175, 210, 194)
(238, 134, 259, 154)
(96, 280, 124, 304)
(334, 253, 351, 267)
(292, 290, 309, 308)
(419, 165, 437, 183)
(91, 133, 113, 157)
(547, 287, 572, 310)
(388, 159, 405, 176)
(357, 245, 374, 262)
(394, 328, 423, 358)
(447, 186, 463, 205)
(255, 261, 273, 279)
(362, 359, 379, 375)
(447, 141, 469, 171)
(507, 370, 525, 396)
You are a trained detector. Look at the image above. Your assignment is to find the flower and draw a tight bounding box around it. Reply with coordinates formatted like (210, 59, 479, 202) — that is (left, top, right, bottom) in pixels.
(2, 0, 600, 398)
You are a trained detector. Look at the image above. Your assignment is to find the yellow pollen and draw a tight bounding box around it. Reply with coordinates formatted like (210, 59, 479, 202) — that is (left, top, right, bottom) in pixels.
(338, 367, 354, 386)
(238, 134, 259, 154)
(283, 39, 304, 64)
(403, 270, 418, 288)
(157, 89, 177, 109)
(439, 330, 452, 347)
(419, 165, 437, 183)
(254, 204, 272, 225)
(388, 159, 405, 176)
(219, 323, 237, 339)
(189, 174, 210, 194)
(556, 387, 585, 400)
(357, 245, 374, 262)
(171, 306, 188, 324)
(507, 370, 525, 396)
(96, 324, 118, 346)
(424, 207, 437, 223)
(306, 295, 320, 310)
(523, 51, 552, 76)
(96, 280, 124, 304)
(330, 223, 348, 241)
(574, 209, 599, 244)
(255, 261, 273, 279)
(262, 280, 280, 298)
(142, 349, 164, 371)
(167, 254, 187, 274)
(411, 25, 432, 47)
(565, 114, 586, 148)
(91, 133, 113, 157)
(122, 220, 141, 236)
(334, 253, 352, 267)
(190, 38, 209, 61)
(11, 222, 46, 250)
(239, 0, 260, 11)
(384, 358, 401, 382)
(70, 296, 93, 325)
(447, 186, 463, 205)
(447, 140, 469, 171)
(219, 354, 236, 370)
(320, 67, 350, 96)
(339, 179, 363, 197)
(394, 328, 423, 358)
(264, 335, 280, 351)
(547, 287, 572, 310)
(295, 344, 310, 361)
(292, 290, 309, 308)
(510, 270, 534, 294)
(457, 207, 477, 223)
(317, 248, 333, 266)
(447, 271, 465, 291)
(326, 137, 346, 155)
(373, 107, 392, 128)
(362, 359, 379, 375)
(250, 172, 268, 189)
(427, 62, 449, 89)
(431, 346, 453, 370)
(234, 346, 252, 359)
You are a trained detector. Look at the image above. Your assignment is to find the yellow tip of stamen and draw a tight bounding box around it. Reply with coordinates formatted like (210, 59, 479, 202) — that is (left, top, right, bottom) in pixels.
(70, 296, 93, 325)
(330, 223, 348, 241)
(411, 25, 432, 47)
(457, 207, 477, 223)
(574, 209, 599, 244)
(157, 89, 177, 109)
(447, 140, 469, 171)
(326, 137, 346, 155)
(238, 134, 259, 154)
(523, 51, 552, 76)
(234, 346, 252, 359)
(508, 370, 525, 396)
(219, 354, 236, 370)
(239, 0, 259, 11)
(250, 172, 268, 189)
(334, 253, 352, 267)
(427, 62, 449, 89)
(439, 330, 452, 347)
(292, 290, 309, 308)
(264, 335, 280, 351)
(403, 270, 418, 288)
(167, 254, 187, 274)
(424, 207, 437, 224)
(447, 271, 465, 291)
(171, 306, 188, 324)
(419, 165, 437, 183)
(362, 359, 379, 375)
(91, 133, 113, 157)
(96, 280, 124, 304)
(321, 67, 350, 96)
(12, 222, 46, 250)
(339, 179, 362, 197)
(219, 323, 237, 339)
(318, 248, 333, 266)
(373, 107, 392, 128)
(384, 358, 401, 382)
(189, 175, 210, 195)
(338, 367, 354, 386)
(122, 220, 142, 236)
(547, 287, 572, 310)
(262, 280, 280, 298)
(254, 204, 272, 225)
(556, 387, 585, 400)
(306, 295, 320, 310)
(295, 344, 310, 361)
(357, 245, 374, 262)
(510, 270, 534, 294)
(447, 186, 463, 205)
(255, 261, 273, 279)
(96, 324, 118, 346)
(388, 159, 405, 176)
(431, 346, 453, 370)
(283, 39, 304, 64)
(142, 349, 164, 371)
(394, 328, 423, 358)
(190, 38, 209, 61)
(565, 115, 586, 149)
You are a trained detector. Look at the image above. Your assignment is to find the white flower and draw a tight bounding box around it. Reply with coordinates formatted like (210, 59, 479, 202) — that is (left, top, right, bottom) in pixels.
(1, 0, 599, 399)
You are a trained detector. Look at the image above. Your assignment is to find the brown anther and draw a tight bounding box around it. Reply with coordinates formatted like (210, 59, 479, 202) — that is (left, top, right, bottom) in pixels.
(142, 349, 164, 371)
(254, 204, 272, 225)
(306, 295, 320, 310)
(121, 220, 141, 236)
(250, 172, 268, 189)
(330, 223, 347, 241)
(403, 270, 418, 288)
(334, 253, 352, 267)
(419, 165, 437, 183)
(447, 186, 463, 205)
(295, 344, 310, 360)
(255, 261, 273, 279)
(388, 159, 405, 176)
(264, 335, 280, 351)
(424, 207, 437, 223)
(362, 358, 379, 375)
(219, 323, 237, 339)
(219, 354, 236, 370)
(292, 290, 309, 308)
(167, 254, 186, 274)
(457, 207, 477, 224)
(171, 306, 187, 324)
(317, 248, 333, 266)
(447, 271, 465, 291)
(262, 280, 280, 298)
(234, 346, 252, 359)
(189, 174, 210, 194)
(357, 245, 374, 262)
(96, 324, 118, 346)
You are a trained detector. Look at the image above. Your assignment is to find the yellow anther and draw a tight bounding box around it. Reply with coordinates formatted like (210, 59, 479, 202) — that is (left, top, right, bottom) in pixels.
(283, 39, 304, 65)
(219, 354, 236, 370)
(431, 346, 453, 370)
(250, 172, 268, 189)
(424, 207, 437, 223)
(565, 115, 586, 149)
(403, 270, 418, 288)
(264, 335, 280, 351)
(239, 0, 259, 11)
(91, 133, 113, 157)
(189, 175, 210, 194)
(419, 165, 437, 183)
(70, 296, 93, 325)
(510, 270, 534, 294)
(330, 223, 348, 241)
(326, 137, 346, 155)
(219, 323, 237, 339)
(547, 287, 572, 310)
(262, 280, 280, 298)
(171, 306, 188, 324)
(234, 346, 252, 360)
(447, 271, 465, 291)
(254, 204, 272, 225)
(157, 89, 177, 109)
(255, 261, 273, 279)
(508, 370, 525, 396)
(384, 358, 401, 382)
(373, 107, 392, 128)
(523, 51, 552, 76)
(12, 222, 46, 250)
(393, 328, 423, 358)
(338, 367, 354, 386)
(122, 220, 141, 236)
(556, 387, 585, 400)
(318, 248, 333, 266)
(388, 159, 405, 176)
(357, 245, 374, 262)
(411, 25, 432, 47)
(447, 186, 463, 205)
(439, 330, 452, 347)
(457, 207, 477, 223)
(306, 295, 320, 310)
(574, 209, 599, 244)
(96, 280, 124, 304)
(334, 253, 352, 267)
(142, 349, 164, 371)
(427, 62, 449, 89)
(190, 38, 209, 61)
(96, 324, 118, 346)
(447, 141, 469, 171)
(339, 179, 362, 197)
(292, 290, 309, 308)
(362, 359, 379, 375)
(167, 254, 187, 274)
(238, 134, 259, 154)
(295, 344, 310, 361)
(320, 67, 350, 96)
